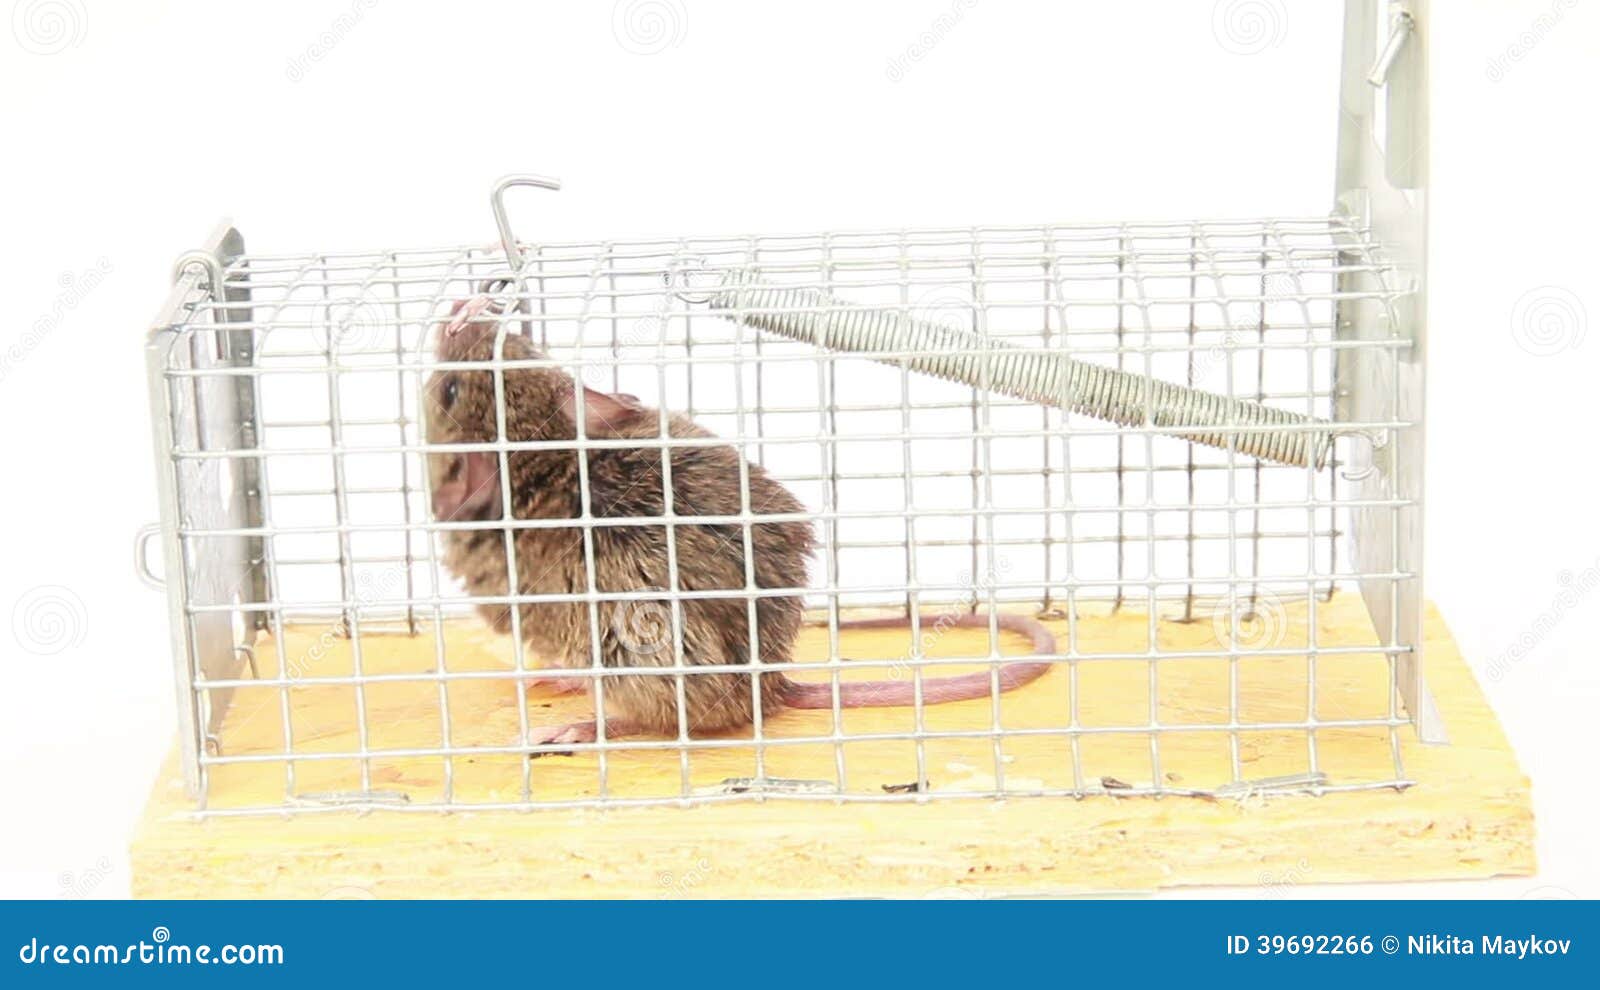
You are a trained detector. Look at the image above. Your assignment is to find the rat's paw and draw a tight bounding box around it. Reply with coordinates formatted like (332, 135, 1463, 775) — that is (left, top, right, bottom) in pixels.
(527, 720, 599, 747)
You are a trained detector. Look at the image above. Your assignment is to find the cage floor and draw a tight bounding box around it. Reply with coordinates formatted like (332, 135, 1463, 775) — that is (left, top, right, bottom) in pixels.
(132, 593, 1532, 896)
(202, 595, 1410, 807)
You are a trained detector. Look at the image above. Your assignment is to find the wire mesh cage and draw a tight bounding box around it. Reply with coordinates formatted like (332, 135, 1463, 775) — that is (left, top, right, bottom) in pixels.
(141, 1, 1430, 817)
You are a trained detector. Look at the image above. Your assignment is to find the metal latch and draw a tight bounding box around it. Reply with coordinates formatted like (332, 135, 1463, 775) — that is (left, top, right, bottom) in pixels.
(1366, 10, 1413, 87)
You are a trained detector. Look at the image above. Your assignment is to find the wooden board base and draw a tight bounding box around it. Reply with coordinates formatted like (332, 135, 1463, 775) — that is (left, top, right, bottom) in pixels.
(131, 594, 1534, 897)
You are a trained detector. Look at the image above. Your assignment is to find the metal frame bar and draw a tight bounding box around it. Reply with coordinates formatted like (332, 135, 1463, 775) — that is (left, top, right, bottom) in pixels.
(1334, 0, 1439, 741)
(145, 221, 260, 795)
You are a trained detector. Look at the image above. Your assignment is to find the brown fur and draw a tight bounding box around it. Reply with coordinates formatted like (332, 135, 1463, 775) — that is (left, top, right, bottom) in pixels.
(425, 322, 816, 736)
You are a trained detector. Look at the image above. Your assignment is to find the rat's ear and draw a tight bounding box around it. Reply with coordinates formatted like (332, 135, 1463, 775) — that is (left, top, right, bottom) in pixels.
(431, 451, 503, 522)
(561, 383, 646, 435)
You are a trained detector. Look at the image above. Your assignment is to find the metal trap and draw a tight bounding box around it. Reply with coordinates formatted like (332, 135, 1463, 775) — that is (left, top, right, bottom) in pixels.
(141, 0, 1433, 816)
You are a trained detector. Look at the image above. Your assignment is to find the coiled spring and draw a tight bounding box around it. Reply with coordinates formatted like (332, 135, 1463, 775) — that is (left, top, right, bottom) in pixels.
(706, 277, 1333, 470)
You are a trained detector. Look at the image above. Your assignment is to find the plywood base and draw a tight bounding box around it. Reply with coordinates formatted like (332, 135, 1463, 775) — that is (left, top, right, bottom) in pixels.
(131, 595, 1533, 897)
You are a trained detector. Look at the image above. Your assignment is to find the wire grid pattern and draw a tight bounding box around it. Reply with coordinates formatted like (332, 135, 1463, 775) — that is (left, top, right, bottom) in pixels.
(151, 217, 1418, 814)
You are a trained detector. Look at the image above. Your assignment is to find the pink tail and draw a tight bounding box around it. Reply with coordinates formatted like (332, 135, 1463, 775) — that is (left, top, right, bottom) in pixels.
(779, 612, 1057, 709)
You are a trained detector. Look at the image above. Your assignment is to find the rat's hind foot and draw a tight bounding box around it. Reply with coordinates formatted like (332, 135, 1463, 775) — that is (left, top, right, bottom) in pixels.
(526, 718, 640, 748)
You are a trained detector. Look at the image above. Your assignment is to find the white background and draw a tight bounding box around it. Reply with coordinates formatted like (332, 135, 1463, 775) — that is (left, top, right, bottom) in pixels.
(1, 0, 1595, 899)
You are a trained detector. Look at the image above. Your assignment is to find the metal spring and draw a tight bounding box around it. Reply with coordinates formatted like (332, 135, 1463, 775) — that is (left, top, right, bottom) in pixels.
(706, 277, 1333, 470)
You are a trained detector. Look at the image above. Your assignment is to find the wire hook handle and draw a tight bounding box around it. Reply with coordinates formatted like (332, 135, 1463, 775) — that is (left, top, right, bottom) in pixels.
(487, 174, 561, 337)
(490, 173, 561, 271)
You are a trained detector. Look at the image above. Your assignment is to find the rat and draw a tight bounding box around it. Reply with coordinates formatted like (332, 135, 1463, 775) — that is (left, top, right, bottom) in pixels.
(425, 298, 1058, 746)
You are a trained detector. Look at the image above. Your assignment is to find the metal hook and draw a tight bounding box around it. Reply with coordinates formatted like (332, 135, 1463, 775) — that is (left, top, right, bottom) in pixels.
(490, 174, 561, 269)
(172, 249, 227, 303)
(1333, 427, 1388, 482)
(235, 645, 260, 680)
(134, 523, 165, 589)
(488, 174, 561, 339)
